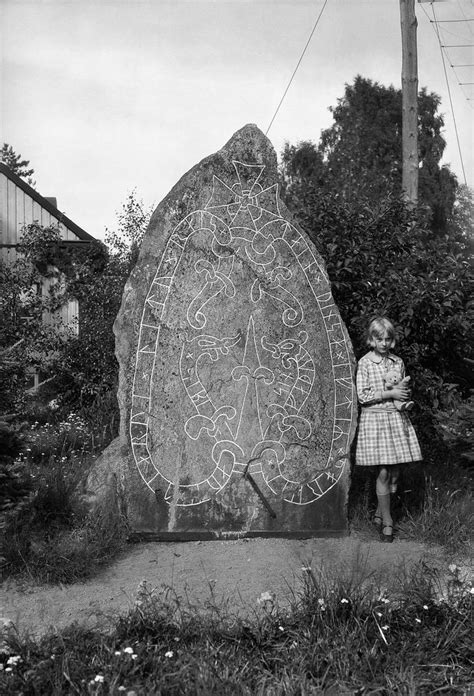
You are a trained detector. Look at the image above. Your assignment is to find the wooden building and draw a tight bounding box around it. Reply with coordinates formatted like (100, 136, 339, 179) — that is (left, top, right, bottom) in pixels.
(0, 163, 97, 388)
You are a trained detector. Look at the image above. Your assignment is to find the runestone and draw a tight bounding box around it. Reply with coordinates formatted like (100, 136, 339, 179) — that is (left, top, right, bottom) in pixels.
(88, 124, 357, 537)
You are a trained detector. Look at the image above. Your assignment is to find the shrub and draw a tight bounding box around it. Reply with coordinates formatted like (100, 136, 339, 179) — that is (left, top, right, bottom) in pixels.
(2, 452, 127, 584)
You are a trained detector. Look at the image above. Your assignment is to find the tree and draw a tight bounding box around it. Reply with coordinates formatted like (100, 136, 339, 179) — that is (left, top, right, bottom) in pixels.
(0, 234, 65, 413)
(281, 175, 473, 457)
(105, 189, 153, 274)
(284, 76, 458, 234)
(52, 190, 152, 413)
(1, 144, 36, 187)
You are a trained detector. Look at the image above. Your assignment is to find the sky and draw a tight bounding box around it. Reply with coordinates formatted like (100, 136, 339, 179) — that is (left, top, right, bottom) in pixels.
(1, 0, 473, 241)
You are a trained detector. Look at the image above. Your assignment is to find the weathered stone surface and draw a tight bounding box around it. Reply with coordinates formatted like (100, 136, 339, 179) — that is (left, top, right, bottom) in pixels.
(87, 124, 357, 537)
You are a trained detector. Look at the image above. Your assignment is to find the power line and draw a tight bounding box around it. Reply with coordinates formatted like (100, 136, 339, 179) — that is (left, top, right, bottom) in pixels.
(425, 1, 468, 184)
(430, 18, 474, 23)
(265, 0, 329, 136)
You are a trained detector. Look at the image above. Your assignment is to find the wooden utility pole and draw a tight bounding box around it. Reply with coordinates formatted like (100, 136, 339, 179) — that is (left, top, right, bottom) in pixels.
(400, 0, 419, 206)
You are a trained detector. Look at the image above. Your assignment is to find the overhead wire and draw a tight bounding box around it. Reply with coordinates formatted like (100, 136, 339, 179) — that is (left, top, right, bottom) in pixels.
(265, 0, 329, 136)
(420, 1, 469, 184)
(421, 3, 474, 96)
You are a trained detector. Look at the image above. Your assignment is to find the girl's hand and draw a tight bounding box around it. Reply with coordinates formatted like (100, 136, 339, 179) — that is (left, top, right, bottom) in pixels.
(390, 385, 411, 401)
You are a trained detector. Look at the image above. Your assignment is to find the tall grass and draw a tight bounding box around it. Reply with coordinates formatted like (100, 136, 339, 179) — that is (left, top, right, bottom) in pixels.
(350, 457, 473, 554)
(1, 562, 472, 695)
(2, 405, 127, 585)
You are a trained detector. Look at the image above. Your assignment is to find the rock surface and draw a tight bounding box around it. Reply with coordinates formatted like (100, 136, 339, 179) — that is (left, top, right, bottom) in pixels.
(87, 124, 357, 537)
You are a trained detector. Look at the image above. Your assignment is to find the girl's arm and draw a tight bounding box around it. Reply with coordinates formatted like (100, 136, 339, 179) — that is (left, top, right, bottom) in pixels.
(356, 360, 385, 405)
(356, 360, 410, 404)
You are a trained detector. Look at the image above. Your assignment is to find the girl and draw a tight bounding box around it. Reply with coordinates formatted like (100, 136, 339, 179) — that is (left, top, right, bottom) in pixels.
(355, 316, 422, 542)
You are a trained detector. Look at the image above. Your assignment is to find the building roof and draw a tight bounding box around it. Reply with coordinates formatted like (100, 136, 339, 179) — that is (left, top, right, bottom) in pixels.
(0, 162, 96, 243)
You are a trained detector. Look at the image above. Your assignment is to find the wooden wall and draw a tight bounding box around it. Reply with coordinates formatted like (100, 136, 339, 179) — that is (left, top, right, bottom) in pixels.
(0, 170, 80, 264)
(1, 170, 84, 338)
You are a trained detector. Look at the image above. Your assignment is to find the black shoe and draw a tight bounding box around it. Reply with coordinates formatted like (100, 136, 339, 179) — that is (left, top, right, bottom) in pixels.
(380, 525, 394, 543)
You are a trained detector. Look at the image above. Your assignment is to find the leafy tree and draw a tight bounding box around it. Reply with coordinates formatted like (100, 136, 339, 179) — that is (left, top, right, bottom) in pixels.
(105, 189, 153, 274)
(0, 190, 152, 418)
(1, 143, 36, 187)
(53, 190, 152, 412)
(0, 224, 72, 413)
(281, 177, 473, 455)
(283, 76, 458, 235)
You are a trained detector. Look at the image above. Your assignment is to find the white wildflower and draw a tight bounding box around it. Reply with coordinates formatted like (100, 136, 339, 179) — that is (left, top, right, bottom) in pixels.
(415, 618, 421, 624)
(340, 598, 349, 604)
(165, 650, 174, 658)
(6, 656, 21, 665)
(94, 674, 105, 683)
(257, 591, 274, 604)
(123, 646, 134, 654)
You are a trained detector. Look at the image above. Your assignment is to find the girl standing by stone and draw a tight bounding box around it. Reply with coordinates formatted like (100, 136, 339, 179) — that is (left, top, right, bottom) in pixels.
(355, 316, 422, 542)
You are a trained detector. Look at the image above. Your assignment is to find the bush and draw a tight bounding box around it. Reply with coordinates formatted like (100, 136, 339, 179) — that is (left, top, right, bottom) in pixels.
(435, 388, 474, 465)
(281, 186, 473, 464)
(2, 452, 127, 584)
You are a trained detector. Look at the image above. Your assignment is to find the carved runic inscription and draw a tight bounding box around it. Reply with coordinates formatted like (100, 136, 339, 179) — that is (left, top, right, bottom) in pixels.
(130, 161, 354, 507)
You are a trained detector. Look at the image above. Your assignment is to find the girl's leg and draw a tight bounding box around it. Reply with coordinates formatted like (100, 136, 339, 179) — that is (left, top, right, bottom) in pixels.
(375, 466, 393, 541)
(390, 465, 400, 494)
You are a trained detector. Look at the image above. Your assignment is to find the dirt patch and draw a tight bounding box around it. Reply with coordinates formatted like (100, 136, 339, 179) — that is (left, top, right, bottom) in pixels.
(2, 529, 471, 639)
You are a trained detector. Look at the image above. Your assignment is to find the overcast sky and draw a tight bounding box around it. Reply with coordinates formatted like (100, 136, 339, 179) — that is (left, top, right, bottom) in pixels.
(2, 0, 473, 240)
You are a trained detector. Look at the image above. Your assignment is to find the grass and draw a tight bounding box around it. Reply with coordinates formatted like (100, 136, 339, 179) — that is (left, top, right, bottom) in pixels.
(349, 458, 473, 556)
(1, 412, 127, 585)
(400, 477, 474, 555)
(0, 562, 472, 695)
(2, 406, 472, 585)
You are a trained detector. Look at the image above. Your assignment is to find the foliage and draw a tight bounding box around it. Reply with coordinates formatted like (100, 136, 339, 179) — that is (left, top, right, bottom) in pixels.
(350, 457, 473, 555)
(0, 563, 472, 694)
(51, 189, 152, 413)
(281, 180, 473, 459)
(0, 201, 147, 416)
(1, 143, 35, 187)
(105, 189, 153, 274)
(402, 477, 473, 554)
(434, 389, 474, 464)
(1, 422, 127, 584)
(281, 78, 473, 457)
(0, 407, 33, 569)
(0, 224, 80, 414)
(282, 76, 458, 235)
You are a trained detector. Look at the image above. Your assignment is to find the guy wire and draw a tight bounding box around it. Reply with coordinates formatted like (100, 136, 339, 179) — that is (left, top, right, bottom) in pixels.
(265, 0, 329, 136)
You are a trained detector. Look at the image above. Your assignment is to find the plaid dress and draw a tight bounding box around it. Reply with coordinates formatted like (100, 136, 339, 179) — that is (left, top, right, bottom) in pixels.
(355, 351, 422, 467)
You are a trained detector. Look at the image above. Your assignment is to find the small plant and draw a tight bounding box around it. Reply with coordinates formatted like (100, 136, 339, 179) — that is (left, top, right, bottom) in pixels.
(402, 476, 473, 554)
(2, 444, 128, 584)
(20, 414, 93, 465)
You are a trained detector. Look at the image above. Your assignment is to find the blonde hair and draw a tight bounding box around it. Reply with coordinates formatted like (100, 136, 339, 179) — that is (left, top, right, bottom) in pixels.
(366, 316, 396, 349)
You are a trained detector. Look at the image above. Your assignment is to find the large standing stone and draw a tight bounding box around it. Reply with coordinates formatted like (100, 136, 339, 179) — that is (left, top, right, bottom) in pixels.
(87, 124, 357, 538)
